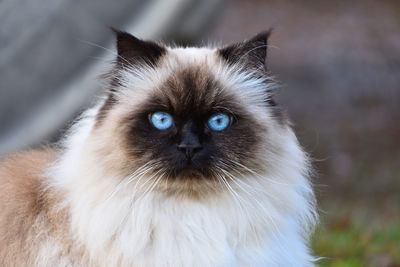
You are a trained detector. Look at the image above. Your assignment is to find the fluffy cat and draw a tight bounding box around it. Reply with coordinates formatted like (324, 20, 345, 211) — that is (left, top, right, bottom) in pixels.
(0, 30, 317, 266)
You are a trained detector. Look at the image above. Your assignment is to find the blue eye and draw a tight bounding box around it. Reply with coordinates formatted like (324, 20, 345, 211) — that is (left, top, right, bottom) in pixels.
(208, 113, 231, 131)
(150, 112, 174, 130)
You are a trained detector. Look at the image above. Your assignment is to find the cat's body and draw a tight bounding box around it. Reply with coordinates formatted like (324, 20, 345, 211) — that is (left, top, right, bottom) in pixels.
(0, 31, 317, 266)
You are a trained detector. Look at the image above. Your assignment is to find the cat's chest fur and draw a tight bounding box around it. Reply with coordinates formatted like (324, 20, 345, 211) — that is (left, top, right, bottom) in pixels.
(65, 190, 302, 267)
(86, 195, 244, 266)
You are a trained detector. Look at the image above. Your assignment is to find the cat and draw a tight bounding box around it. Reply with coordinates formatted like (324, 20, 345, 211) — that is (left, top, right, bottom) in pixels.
(0, 30, 318, 266)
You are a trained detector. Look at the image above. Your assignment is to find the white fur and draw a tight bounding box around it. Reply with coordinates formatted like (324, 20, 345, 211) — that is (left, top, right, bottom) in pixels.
(45, 46, 318, 266)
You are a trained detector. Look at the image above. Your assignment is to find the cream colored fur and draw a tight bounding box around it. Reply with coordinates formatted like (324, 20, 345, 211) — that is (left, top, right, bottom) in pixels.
(1, 46, 317, 266)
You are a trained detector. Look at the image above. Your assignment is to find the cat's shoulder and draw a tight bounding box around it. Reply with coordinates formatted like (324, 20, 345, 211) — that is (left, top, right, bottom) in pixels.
(0, 148, 58, 206)
(0, 148, 61, 264)
(0, 148, 57, 181)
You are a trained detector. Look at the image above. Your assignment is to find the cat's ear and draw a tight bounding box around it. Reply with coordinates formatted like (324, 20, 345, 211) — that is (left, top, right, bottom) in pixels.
(218, 30, 272, 70)
(112, 28, 166, 67)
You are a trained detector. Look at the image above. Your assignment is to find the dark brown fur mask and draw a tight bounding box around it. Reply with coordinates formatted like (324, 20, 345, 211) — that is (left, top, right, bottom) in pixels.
(93, 30, 286, 196)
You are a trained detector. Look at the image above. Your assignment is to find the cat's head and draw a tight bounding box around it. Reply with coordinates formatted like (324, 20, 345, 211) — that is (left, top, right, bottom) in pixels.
(90, 30, 291, 197)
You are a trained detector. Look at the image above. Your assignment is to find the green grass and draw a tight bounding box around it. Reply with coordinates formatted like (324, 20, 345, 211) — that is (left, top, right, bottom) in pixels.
(312, 216, 400, 266)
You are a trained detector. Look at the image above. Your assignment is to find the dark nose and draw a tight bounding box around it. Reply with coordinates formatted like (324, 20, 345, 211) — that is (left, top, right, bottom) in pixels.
(178, 141, 202, 159)
(178, 121, 203, 159)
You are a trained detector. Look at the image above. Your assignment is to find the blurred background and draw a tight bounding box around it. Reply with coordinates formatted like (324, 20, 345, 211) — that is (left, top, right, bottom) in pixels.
(1, 0, 399, 265)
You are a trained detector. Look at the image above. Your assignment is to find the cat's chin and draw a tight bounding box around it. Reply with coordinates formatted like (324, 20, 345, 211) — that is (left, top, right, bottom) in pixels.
(173, 168, 207, 179)
(153, 168, 222, 198)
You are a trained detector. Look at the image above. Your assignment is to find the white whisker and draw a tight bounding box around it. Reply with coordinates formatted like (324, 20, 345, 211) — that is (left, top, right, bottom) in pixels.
(77, 38, 135, 69)
(225, 158, 294, 186)
(104, 161, 156, 202)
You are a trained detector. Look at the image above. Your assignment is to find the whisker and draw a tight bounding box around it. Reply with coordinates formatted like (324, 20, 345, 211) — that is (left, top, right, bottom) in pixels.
(138, 170, 165, 201)
(76, 38, 135, 69)
(214, 162, 288, 249)
(136, 167, 165, 194)
(237, 44, 278, 63)
(104, 161, 155, 202)
(218, 160, 289, 204)
(224, 158, 294, 186)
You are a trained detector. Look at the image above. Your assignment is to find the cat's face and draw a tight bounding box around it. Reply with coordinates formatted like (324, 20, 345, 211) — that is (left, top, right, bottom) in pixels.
(93, 30, 286, 196)
(125, 66, 261, 180)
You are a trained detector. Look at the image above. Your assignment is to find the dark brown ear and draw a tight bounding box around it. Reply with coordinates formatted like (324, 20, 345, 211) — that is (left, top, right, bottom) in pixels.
(112, 28, 166, 67)
(218, 30, 272, 70)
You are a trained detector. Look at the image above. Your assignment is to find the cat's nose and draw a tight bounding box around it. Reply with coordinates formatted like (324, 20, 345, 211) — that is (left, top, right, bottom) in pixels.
(178, 134, 202, 159)
(178, 121, 203, 159)
(178, 141, 202, 159)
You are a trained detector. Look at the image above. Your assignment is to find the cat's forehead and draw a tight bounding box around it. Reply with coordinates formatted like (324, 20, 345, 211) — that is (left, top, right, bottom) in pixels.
(168, 47, 216, 61)
(147, 65, 236, 119)
(120, 48, 217, 103)
(118, 46, 218, 96)
(116, 46, 271, 122)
